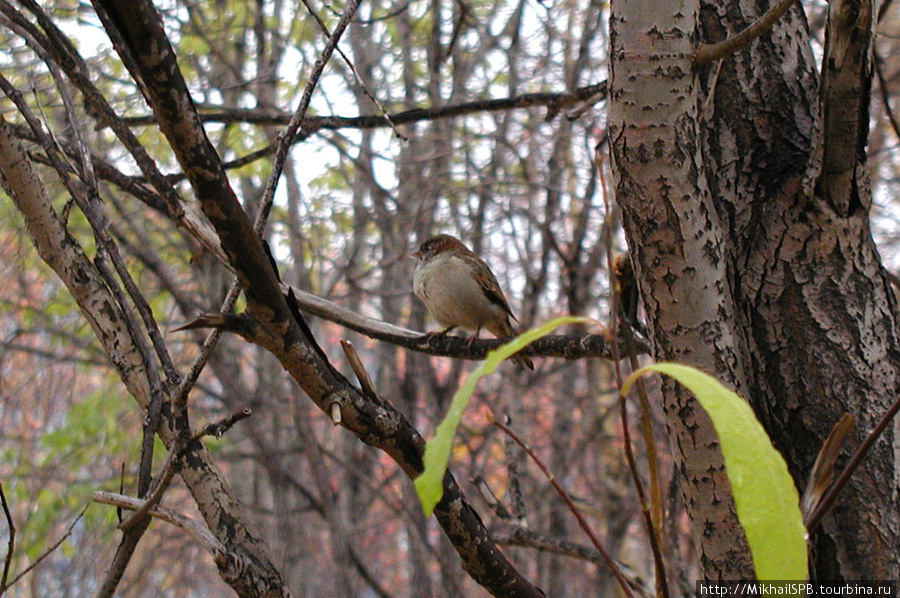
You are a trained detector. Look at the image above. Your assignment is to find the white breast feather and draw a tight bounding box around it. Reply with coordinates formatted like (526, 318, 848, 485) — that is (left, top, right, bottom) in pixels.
(415, 255, 506, 331)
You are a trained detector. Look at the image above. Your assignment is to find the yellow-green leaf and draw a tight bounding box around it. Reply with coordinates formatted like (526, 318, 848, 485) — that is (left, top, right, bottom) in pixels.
(623, 362, 807, 581)
(414, 316, 593, 516)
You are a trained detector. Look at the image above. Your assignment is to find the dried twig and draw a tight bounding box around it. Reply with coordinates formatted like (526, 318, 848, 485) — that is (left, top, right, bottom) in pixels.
(93, 492, 224, 556)
(340, 340, 378, 399)
(806, 394, 900, 531)
(493, 419, 635, 598)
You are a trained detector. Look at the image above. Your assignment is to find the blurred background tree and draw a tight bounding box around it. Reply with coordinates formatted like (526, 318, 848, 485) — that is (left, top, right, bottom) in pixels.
(0, 0, 897, 595)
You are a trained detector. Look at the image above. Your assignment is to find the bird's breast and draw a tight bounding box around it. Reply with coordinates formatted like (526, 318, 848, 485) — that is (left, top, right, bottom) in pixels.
(414, 255, 506, 332)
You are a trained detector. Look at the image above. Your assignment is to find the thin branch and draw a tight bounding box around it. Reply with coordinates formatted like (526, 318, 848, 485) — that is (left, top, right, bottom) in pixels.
(121, 81, 609, 133)
(11, 0, 187, 219)
(694, 0, 799, 65)
(296, 0, 404, 140)
(494, 526, 652, 598)
(254, 0, 362, 235)
(2, 506, 86, 592)
(875, 50, 900, 143)
(93, 492, 225, 556)
(493, 419, 635, 598)
(340, 340, 378, 399)
(0, 483, 14, 595)
(191, 408, 253, 442)
(805, 393, 900, 532)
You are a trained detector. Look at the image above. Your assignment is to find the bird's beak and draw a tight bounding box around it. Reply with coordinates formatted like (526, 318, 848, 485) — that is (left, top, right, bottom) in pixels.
(411, 250, 422, 259)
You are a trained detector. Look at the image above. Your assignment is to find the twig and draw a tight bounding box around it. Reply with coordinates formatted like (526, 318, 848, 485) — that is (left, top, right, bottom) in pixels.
(340, 340, 378, 399)
(694, 0, 799, 65)
(118, 449, 180, 535)
(119, 407, 252, 534)
(806, 394, 900, 532)
(297, 0, 404, 140)
(174, 281, 243, 410)
(493, 420, 635, 598)
(2, 505, 86, 592)
(191, 408, 253, 442)
(93, 492, 225, 556)
(0, 483, 14, 595)
(254, 0, 362, 236)
(874, 51, 900, 144)
(495, 525, 652, 597)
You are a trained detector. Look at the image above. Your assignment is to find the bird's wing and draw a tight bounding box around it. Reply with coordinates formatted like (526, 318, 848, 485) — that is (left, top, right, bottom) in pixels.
(473, 257, 517, 321)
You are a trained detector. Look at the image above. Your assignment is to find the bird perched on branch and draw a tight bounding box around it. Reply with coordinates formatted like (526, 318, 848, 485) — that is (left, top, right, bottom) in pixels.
(412, 234, 534, 370)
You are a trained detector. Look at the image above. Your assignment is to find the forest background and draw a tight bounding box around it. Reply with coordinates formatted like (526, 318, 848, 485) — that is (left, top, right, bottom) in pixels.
(0, 0, 899, 596)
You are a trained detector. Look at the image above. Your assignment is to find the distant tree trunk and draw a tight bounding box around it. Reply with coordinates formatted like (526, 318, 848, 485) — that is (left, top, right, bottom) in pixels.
(609, 0, 900, 581)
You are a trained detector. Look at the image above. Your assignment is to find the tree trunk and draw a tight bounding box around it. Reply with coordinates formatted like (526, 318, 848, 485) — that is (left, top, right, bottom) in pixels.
(609, 0, 900, 580)
(608, 0, 755, 579)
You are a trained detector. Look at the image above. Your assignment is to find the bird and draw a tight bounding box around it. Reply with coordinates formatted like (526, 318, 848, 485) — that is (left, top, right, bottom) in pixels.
(412, 234, 534, 370)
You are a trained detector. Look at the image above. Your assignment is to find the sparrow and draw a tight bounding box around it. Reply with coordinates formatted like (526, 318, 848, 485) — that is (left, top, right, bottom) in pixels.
(412, 234, 534, 370)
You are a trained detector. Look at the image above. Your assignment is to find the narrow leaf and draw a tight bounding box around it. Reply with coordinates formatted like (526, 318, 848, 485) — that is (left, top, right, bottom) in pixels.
(414, 316, 593, 515)
(623, 363, 807, 581)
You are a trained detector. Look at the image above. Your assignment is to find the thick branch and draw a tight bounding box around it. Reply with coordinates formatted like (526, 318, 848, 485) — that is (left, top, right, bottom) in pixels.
(0, 116, 291, 598)
(92, 1, 544, 595)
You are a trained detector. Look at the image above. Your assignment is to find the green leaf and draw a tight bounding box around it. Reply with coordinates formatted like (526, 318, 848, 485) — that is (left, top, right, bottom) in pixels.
(414, 316, 593, 516)
(623, 362, 807, 581)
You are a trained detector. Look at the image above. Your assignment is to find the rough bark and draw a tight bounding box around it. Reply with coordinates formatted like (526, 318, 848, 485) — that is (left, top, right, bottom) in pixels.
(607, 0, 755, 579)
(610, 0, 900, 580)
(700, 0, 900, 580)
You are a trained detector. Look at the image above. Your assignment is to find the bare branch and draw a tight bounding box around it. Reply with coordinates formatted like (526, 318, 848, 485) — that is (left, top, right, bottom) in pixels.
(494, 419, 634, 598)
(694, 0, 799, 65)
(93, 492, 225, 556)
(121, 82, 610, 131)
(1, 503, 86, 593)
(494, 526, 652, 598)
(92, 0, 545, 594)
(255, 0, 361, 234)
